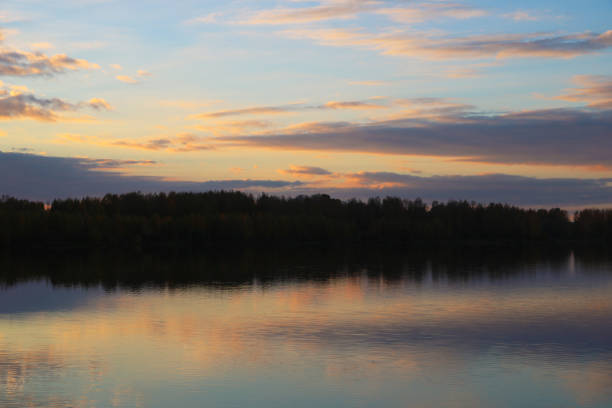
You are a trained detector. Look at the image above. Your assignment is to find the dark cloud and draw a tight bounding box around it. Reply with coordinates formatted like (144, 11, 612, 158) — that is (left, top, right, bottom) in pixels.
(220, 108, 612, 167)
(85, 159, 158, 168)
(0, 152, 302, 201)
(2, 152, 612, 207)
(329, 172, 612, 207)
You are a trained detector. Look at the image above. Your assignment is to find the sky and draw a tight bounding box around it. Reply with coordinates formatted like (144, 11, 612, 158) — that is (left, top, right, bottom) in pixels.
(0, 0, 611, 207)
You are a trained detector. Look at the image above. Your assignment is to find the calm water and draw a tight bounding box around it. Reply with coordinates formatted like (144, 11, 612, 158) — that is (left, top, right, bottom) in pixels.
(0, 249, 611, 407)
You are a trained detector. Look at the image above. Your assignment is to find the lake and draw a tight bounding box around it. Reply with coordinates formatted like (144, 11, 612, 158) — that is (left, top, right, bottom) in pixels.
(0, 248, 611, 407)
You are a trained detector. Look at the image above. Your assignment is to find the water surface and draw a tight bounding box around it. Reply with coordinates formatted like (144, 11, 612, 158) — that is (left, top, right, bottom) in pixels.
(1, 249, 611, 407)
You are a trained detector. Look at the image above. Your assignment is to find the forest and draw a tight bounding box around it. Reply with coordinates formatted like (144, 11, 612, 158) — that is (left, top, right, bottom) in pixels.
(0, 191, 611, 251)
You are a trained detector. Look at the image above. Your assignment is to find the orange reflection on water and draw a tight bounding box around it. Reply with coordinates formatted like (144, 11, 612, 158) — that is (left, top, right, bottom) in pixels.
(1, 271, 612, 407)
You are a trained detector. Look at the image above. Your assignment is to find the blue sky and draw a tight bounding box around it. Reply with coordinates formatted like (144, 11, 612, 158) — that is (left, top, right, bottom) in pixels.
(0, 0, 611, 206)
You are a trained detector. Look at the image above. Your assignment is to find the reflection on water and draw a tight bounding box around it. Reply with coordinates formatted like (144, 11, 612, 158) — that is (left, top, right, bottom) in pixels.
(0, 248, 611, 408)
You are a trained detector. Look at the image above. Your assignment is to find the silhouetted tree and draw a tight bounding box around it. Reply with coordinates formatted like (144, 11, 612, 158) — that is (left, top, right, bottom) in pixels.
(0, 192, 609, 251)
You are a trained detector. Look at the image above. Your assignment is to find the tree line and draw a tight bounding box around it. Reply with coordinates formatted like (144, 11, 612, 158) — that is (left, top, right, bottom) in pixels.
(0, 191, 611, 250)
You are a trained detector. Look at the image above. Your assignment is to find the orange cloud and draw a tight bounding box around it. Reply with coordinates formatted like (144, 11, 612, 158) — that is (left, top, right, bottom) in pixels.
(555, 75, 612, 109)
(194, 105, 291, 119)
(86, 98, 113, 111)
(58, 133, 215, 153)
(376, 3, 487, 23)
(0, 34, 98, 76)
(240, 0, 376, 25)
(0, 87, 112, 122)
(193, 99, 389, 119)
(322, 100, 386, 110)
(282, 28, 612, 59)
(195, 119, 271, 136)
(279, 165, 334, 178)
(116, 75, 138, 84)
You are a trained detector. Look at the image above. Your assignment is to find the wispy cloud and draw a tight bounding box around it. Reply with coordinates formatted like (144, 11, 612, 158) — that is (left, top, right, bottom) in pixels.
(502, 10, 539, 21)
(0, 10, 28, 24)
(555, 75, 612, 109)
(29, 42, 54, 50)
(235, 1, 486, 26)
(187, 11, 224, 24)
(116, 75, 139, 84)
(282, 28, 612, 59)
(58, 133, 214, 152)
(279, 165, 334, 177)
(195, 119, 272, 136)
(376, 3, 487, 23)
(193, 99, 387, 119)
(78, 158, 158, 169)
(238, 0, 377, 25)
(194, 105, 293, 118)
(348, 80, 389, 86)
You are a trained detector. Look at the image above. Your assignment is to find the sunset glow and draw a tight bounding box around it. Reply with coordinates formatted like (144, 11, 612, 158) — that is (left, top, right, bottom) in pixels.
(0, 0, 611, 206)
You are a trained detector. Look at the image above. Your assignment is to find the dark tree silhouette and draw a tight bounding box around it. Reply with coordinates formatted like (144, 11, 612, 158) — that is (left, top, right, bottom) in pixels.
(0, 192, 610, 251)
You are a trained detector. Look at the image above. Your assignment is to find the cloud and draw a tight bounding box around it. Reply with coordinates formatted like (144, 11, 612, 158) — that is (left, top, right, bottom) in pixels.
(158, 99, 222, 109)
(85, 97, 113, 111)
(0, 90, 112, 121)
(195, 105, 292, 118)
(137, 69, 152, 77)
(0, 151, 303, 201)
(376, 3, 487, 23)
(58, 133, 215, 152)
(332, 172, 612, 207)
(238, 1, 486, 25)
(3, 151, 612, 207)
(348, 80, 389, 86)
(322, 100, 385, 109)
(280, 165, 334, 177)
(555, 75, 612, 109)
(0, 34, 98, 76)
(0, 93, 64, 121)
(503, 11, 539, 21)
(116, 75, 138, 84)
(239, 0, 376, 25)
(29, 42, 54, 50)
(188, 12, 224, 24)
(0, 10, 27, 24)
(110, 63, 122, 70)
(217, 106, 612, 168)
(194, 99, 387, 119)
(282, 28, 612, 59)
(195, 119, 272, 136)
(83, 158, 158, 168)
